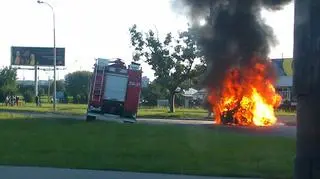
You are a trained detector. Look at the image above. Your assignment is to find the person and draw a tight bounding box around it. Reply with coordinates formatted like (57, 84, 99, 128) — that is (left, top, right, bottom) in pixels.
(203, 99, 213, 118)
(35, 96, 39, 107)
(14, 51, 21, 65)
(29, 54, 35, 66)
(38, 96, 41, 107)
(15, 96, 19, 106)
(8, 96, 11, 106)
(5, 96, 9, 106)
(13, 96, 16, 106)
(9, 95, 14, 106)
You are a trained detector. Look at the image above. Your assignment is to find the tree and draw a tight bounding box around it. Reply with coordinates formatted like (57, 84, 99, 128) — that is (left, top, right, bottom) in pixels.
(0, 67, 17, 102)
(129, 24, 205, 112)
(22, 90, 34, 103)
(182, 72, 207, 90)
(38, 87, 46, 96)
(49, 80, 65, 95)
(140, 81, 170, 106)
(65, 71, 92, 104)
(52, 80, 65, 92)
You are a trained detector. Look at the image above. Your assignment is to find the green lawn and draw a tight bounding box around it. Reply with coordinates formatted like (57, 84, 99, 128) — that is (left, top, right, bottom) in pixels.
(0, 103, 296, 119)
(138, 107, 209, 119)
(0, 113, 295, 179)
(0, 103, 87, 115)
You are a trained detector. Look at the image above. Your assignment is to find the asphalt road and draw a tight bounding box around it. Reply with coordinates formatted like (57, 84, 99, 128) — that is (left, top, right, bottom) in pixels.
(0, 110, 296, 138)
(0, 166, 259, 179)
(206, 124, 296, 138)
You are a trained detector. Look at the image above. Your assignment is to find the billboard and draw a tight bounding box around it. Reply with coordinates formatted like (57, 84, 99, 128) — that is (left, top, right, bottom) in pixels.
(11, 46, 65, 66)
(271, 58, 293, 76)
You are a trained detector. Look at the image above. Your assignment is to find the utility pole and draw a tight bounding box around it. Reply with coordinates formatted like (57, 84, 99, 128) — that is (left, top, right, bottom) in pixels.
(37, 0, 57, 111)
(293, 0, 320, 178)
(34, 65, 38, 97)
(48, 77, 51, 103)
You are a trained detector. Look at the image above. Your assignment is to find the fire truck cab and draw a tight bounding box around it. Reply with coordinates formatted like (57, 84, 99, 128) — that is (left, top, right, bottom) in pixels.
(86, 58, 142, 123)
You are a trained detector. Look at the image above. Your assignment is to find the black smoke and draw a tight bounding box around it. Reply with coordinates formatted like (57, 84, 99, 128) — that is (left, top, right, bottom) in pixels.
(172, 0, 292, 89)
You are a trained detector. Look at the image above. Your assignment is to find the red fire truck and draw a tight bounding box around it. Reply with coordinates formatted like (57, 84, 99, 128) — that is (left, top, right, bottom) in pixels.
(86, 58, 142, 122)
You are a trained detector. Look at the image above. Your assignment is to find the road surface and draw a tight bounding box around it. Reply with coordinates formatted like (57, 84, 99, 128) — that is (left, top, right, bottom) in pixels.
(0, 166, 259, 179)
(0, 110, 296, 137)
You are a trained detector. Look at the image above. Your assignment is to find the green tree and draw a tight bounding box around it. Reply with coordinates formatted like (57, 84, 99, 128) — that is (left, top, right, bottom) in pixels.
(38, 87, 45, 96)
(18, 85, 33, 96)
(141, 81, 170, 106)
(129, 24, 205, 112)
(22, 90, 34, 103)
(0, 67, 17, 102)
(65, 71, 92, 104)
(49, 80, 65, 95)
(180, 73, 207, 90)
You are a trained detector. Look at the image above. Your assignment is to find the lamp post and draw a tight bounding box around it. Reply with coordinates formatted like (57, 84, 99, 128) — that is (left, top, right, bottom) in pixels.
(37, 0, 57, 111)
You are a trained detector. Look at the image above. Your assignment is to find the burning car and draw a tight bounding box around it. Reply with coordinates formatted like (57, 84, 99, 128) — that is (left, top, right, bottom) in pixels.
(172, 0, 290, 127)
(208, 58, 282, 126)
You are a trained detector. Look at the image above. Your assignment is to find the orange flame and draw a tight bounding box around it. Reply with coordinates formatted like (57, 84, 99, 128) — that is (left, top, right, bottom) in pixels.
(208, 58, 282, 126)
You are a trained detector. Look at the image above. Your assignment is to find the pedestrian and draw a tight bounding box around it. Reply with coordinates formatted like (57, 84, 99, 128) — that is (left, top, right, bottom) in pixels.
(10, 96, 14, 106)
(15, 96, 19, 106)
(5, 96, 9, 106)
(35, 96, 39, 107)
(204, 99, 213, 118)
(13, 96, 16, 106)
(38, 96, 41, 107)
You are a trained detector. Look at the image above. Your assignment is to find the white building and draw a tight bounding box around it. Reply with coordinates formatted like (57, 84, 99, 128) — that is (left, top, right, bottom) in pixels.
(180, 58, 294, 107)
(182, 88, 198, 108)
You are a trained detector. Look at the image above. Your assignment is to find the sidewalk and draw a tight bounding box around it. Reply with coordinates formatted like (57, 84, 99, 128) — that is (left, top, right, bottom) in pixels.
(0, 166, 260, 179)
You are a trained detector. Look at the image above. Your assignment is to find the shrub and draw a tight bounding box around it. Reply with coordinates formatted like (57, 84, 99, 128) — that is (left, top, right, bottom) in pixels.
(23, 90, 34, 103)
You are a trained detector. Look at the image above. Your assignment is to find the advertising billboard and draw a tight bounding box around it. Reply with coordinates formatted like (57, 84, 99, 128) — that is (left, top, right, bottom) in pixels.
(271, 58, 293, 76)
(11, 46, 65, 66)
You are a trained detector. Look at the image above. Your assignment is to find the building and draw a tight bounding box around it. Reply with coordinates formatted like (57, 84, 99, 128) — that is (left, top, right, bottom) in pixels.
(272, 58, 294, 102)
(182, 88, 198, 108)
(181, 58, 295, 107)
(17, 80, 50, 87)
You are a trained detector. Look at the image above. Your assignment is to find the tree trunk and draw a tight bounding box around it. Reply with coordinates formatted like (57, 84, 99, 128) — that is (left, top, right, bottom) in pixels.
(169, 92, 175, 113)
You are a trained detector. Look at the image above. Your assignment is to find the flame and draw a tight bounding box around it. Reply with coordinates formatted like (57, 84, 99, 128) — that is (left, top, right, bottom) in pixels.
(208, 58, 282, 126)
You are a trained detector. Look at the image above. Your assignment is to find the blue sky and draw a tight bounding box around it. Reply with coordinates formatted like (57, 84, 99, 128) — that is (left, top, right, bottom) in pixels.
(0, 0, 294, 81)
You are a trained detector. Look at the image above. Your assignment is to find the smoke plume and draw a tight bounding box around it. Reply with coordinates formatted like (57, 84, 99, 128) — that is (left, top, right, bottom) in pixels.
(172, 0, 292, 89)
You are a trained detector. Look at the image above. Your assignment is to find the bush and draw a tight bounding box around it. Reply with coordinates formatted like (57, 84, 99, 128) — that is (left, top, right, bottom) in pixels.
(0, 92, 5, 103)
(72, 94, 88, 104)
(23, 90, 34, 103)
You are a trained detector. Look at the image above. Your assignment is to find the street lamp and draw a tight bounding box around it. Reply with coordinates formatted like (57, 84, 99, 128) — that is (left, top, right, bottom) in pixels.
(37, 0, 57, 111)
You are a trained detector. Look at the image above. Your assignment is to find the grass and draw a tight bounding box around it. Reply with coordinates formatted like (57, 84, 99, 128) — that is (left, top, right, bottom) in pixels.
(0, 103, 87, 115)
(275, 110, 296, 116)
(137, 107, 209, 119)
(0, 113, 295, 179)
(0, 103, 296, 119)
(138, 107, 296, 119)
(0, 112, 28, 120)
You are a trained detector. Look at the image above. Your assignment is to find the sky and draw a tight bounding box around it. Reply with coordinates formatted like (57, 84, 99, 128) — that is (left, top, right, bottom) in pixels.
(0, 0, 294, 81)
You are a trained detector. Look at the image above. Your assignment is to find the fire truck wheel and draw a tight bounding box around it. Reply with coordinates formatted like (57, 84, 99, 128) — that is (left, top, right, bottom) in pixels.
(132, 113, 137, 119)
(86, 115, 96, 121)
(123, 120, 135, 124)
